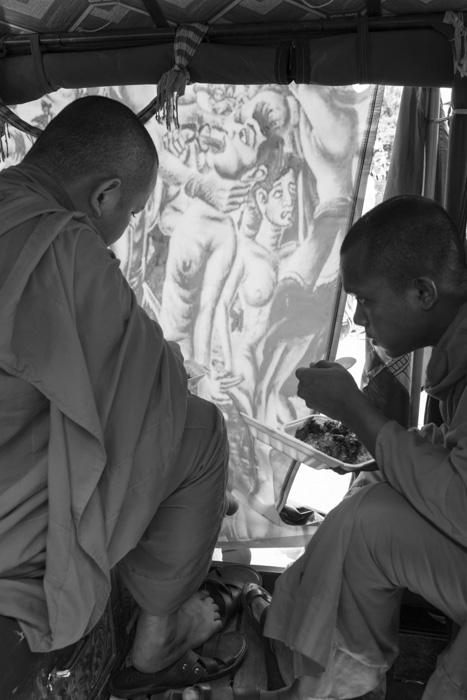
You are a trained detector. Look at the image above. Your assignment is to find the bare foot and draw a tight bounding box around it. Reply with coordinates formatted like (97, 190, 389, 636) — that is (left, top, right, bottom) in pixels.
(178, 589, 222, 649)
(131, 590, 222, 673)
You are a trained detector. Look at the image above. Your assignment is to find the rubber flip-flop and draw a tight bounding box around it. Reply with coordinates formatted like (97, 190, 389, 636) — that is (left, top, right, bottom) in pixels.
(241, 583, 284, 691)
(203, 565, 263, 628)
(108, 631, 248, 697)
(279, 504, 316, 526)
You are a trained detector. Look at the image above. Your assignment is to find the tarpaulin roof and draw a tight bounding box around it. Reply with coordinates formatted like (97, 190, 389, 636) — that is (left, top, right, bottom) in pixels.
(0, 2, 465, 104)
(0, 1, 465, 32)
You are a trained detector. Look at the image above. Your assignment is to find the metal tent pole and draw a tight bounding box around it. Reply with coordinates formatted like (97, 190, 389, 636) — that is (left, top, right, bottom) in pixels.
(0, 13, 449, 54)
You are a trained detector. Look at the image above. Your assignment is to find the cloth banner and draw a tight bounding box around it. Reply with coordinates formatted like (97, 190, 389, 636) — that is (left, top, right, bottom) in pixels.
(0, 83, 382, 549)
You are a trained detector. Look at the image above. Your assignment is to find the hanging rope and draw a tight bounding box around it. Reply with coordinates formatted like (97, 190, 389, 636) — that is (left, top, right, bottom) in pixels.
(0, 98, 42, 161)
(444, 11, 467, 77)
(139, 23, 208, 129)
(0, 117, 10, 161)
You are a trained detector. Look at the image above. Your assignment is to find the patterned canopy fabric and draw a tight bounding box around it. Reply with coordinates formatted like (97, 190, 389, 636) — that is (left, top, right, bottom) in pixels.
(0, 2, 464, 109)
(0, 0, 465, 34)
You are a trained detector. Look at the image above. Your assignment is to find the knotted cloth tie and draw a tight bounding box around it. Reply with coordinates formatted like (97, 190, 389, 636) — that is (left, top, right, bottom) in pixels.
(0, 116, 9, 161)
(0, 98, 42, 160)
(444, 11, 467, 77)
(154, 23, 209, 129)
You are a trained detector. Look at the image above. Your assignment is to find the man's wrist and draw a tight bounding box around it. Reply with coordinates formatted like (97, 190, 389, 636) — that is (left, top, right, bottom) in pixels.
(342, 391, 390, 456)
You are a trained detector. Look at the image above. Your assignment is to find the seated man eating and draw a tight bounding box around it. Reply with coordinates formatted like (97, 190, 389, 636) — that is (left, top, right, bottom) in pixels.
(179, 195, 467, 700)
(0, 95, 245, 697)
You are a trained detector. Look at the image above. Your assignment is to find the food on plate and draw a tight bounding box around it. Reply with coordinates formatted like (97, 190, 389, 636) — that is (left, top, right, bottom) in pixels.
(294, 416, 371, 465)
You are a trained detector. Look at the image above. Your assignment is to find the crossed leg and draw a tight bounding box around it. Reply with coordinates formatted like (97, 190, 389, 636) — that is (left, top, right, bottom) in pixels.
(118, 395, 230, 673)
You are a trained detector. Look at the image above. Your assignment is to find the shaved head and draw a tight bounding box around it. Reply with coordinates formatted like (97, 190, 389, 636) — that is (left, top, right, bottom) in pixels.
(24, 95, 158, 198)
(341, 195, 467, 294)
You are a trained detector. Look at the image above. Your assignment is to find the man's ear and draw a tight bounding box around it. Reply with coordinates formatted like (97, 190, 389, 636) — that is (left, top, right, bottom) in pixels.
(413, 277, 438, 310)
(90, 178, 122, 218)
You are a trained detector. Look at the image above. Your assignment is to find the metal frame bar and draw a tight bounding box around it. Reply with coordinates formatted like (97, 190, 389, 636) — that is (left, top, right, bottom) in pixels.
(0, 13, 448, 55)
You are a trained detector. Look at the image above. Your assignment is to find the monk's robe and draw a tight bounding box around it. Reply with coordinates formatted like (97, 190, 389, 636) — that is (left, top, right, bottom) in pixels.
(0, 163, 187, 652)
(265, 302, 467, 699)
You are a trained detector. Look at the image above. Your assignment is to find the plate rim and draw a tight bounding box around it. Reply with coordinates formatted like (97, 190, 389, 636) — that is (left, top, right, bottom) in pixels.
(240, 412, 374, 472)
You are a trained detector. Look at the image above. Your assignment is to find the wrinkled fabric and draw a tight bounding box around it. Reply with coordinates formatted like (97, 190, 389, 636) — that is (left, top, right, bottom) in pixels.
(0, 163, 188, 652)
(265, 302, 467, 699)
(118, 393, 229, 617)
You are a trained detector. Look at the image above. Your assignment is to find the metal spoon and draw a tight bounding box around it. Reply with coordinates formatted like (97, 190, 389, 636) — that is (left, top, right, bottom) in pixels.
(335, 356, 357, 370)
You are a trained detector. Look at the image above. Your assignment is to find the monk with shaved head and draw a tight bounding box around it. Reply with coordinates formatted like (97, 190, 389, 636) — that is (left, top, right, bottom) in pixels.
(0, 96, 245, 697)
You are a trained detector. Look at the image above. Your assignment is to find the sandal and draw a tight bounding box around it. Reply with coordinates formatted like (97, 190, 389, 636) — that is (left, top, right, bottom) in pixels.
(203, 565, 262, 627)
(241, 583, 284, 690)
(108, 631, 248, 698)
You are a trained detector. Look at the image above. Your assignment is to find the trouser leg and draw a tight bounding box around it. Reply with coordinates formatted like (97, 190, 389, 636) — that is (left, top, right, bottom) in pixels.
(423, 621, 467, 699)
(348, 483, 467, 700)
(346, 483, 467, 627)
(118, 395, 229, 615)
(340, 483, 467, 698)
(269, 482, 467, 698)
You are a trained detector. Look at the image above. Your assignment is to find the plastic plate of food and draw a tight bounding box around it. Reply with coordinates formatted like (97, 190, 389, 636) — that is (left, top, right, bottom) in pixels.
(241, 413, 375, 472)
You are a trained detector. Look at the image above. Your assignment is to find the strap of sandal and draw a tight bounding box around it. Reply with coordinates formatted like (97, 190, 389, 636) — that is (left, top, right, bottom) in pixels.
(198, 651, 237, 673)
(242, 585, 272, 608)
(203, 578, 233, 614)
(206, 571, 243, 592)
(207, 565, 261, 590)
(171, 649, 211, 685)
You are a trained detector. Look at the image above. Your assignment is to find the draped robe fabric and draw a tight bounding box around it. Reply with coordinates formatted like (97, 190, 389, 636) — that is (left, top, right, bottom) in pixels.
(0, 163, 188, 652)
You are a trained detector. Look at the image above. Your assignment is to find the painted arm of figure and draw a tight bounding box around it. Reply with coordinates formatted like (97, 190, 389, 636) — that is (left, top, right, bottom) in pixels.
(216, 248, 246, 376)
(185, 171, 252, 214)
(159, 144, 251, 214)
(291, 84, 367, 205)
(193, 215, 239, 371)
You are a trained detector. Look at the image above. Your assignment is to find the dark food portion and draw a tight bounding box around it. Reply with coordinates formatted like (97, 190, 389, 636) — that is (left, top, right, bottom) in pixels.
(294, 416, 371, 465)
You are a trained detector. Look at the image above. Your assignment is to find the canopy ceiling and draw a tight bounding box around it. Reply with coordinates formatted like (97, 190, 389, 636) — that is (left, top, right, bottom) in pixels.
(0, 1, 465, 33)
(0, 1, 465, 105)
